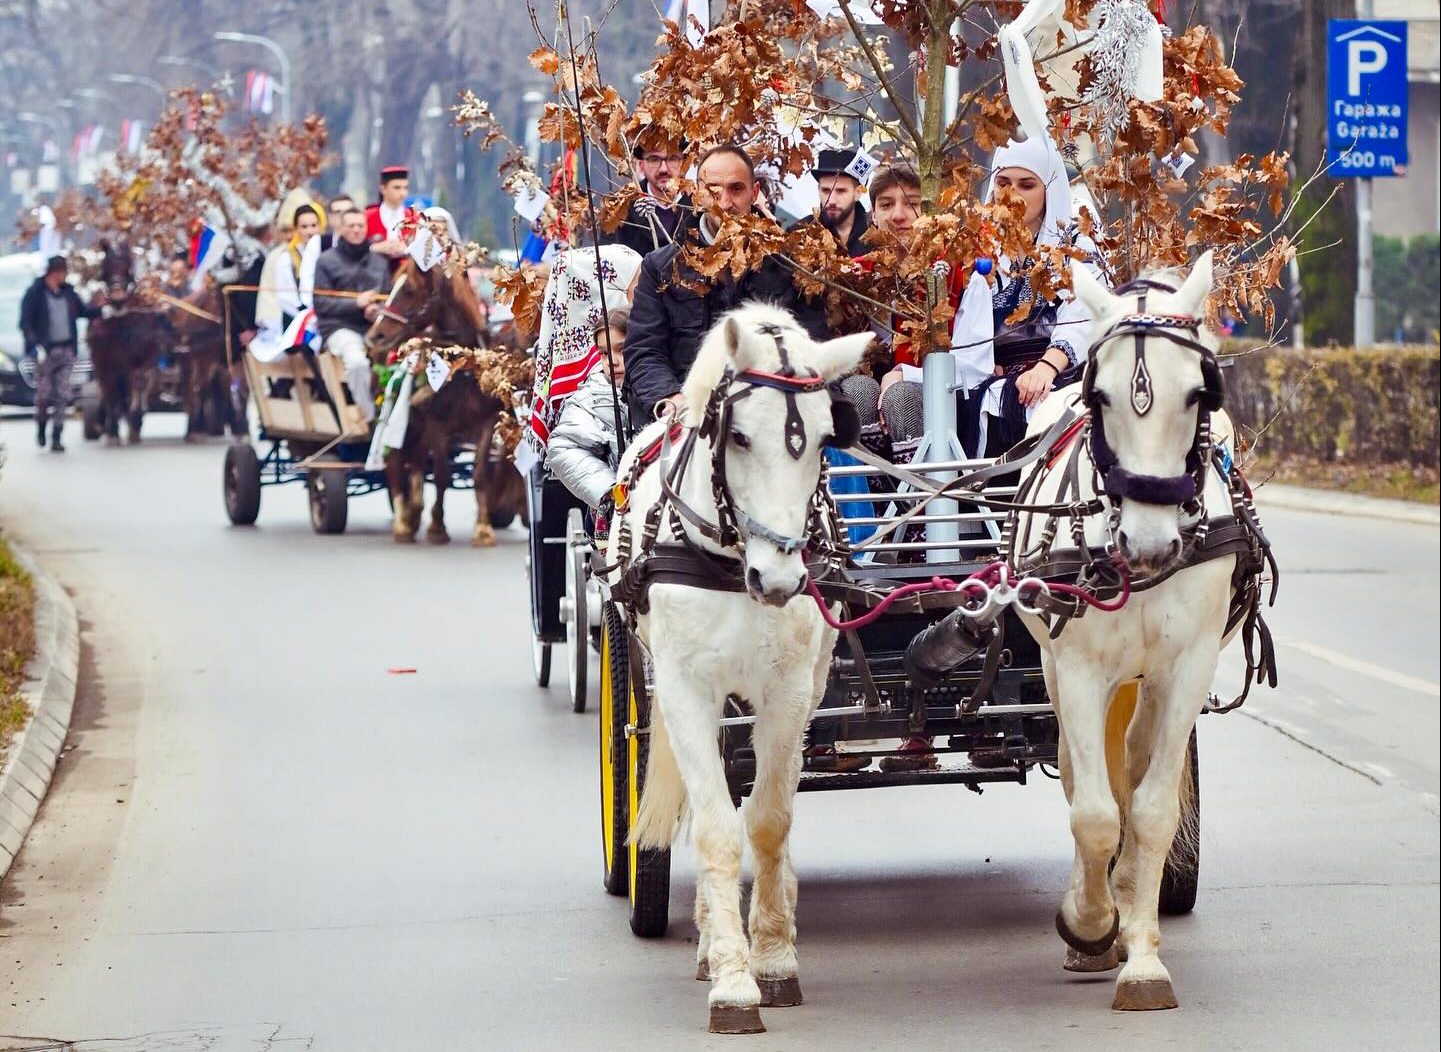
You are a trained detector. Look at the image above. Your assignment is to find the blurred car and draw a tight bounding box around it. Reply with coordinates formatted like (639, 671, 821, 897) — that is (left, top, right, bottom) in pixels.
(0, 252, 94, 408)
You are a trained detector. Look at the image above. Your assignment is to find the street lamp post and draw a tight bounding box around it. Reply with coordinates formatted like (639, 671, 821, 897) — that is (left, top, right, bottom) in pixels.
(109, 74, 168, 106)
(214, 31, 292, 124)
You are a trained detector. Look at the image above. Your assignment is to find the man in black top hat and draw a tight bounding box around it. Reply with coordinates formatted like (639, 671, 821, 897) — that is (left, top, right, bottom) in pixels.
(792, 148, 871, 258)
(602, 133, 689, 257)
(18, 255, 102, 451)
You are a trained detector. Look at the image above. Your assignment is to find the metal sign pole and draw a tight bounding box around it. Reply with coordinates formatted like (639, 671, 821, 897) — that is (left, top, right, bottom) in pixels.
(1354, 0, 1376, 348)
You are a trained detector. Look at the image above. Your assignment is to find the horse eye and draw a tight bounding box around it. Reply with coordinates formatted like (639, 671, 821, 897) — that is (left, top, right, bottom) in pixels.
(730, 429, 751, 450)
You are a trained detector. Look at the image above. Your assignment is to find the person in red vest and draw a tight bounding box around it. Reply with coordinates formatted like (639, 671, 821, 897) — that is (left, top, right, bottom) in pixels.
(364, 165, 416, 263)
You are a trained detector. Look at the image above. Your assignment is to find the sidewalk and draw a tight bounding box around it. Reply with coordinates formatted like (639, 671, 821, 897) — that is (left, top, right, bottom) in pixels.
(1254, 482, 1440, 527)
(0, 546, 80, 881)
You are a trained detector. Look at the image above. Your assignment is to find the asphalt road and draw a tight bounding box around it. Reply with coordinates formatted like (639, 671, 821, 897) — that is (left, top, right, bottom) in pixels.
(1, 414, 1437, 1051)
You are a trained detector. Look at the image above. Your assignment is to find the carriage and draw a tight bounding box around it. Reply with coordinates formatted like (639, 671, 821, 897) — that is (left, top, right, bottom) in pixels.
(525, 466, 599, 712)
(220, 347, 520, 535)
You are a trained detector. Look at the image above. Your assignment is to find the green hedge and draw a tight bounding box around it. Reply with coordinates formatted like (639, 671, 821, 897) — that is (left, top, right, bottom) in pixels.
(1222, 343, 1440, 468)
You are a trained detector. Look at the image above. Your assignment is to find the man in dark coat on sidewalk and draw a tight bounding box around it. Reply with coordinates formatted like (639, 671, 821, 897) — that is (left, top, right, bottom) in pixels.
(623, 145, 829, 422)
(18, 255, 102, 451)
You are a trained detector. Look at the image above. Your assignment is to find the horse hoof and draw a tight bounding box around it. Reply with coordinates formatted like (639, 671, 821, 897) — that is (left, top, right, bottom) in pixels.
(426, 529, 451, 545)
(757, 976, 803, 1008)
(471, 530, 496, 548)
(103, 435, 120, 448)
(696, 960, 710, 982)
(393, 532, 417, 545)
(708, 1004, 765, 1035)
(1055, 908, 1120, 957)
(1064, 945, 1121, 973)
(1112, 978, 1178, 1011)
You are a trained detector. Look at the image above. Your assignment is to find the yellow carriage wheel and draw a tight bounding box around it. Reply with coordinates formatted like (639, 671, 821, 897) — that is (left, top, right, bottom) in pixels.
(599, 602, 628, 895)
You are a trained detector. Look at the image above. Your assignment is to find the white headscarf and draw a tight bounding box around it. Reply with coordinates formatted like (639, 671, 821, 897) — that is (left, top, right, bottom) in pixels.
(984, 135, 1073, 248)
(422, 206, 457, 237)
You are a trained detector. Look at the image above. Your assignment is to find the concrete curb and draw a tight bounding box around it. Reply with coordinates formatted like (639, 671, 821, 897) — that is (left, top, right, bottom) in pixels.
(1254, 483, 1440, 527)
(0, 546, 80, 881)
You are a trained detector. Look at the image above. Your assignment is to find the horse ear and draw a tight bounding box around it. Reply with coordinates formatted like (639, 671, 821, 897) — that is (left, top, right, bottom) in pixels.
(1069, 259, 1111, 319)
(811, 332, 875, 382)
(1176, 249, 1214, 316)
(723, 315, 755, 369)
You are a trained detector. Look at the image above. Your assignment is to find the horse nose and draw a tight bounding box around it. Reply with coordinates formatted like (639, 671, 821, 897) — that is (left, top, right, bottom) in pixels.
(745, 565, 806, 607)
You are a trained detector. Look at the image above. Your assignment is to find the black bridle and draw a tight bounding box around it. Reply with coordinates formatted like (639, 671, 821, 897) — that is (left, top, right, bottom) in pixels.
(1081, 277, 1225, 513)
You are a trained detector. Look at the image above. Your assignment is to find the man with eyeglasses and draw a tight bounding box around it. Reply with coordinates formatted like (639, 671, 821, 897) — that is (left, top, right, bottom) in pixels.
(603, 134, 689, 257)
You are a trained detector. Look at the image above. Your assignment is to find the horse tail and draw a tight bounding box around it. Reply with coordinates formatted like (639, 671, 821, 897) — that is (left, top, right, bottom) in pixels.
(1169, 728, 1201, 877)
(630, 702, 687, 850)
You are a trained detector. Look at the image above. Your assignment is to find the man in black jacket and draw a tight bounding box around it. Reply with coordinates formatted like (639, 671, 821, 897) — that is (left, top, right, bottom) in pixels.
(313, 208, 390, 421)
(789, 148, 871, 258)
(18, 255, 102, 451)
(624, 145, 829, 422)
(603, 134, 689, 258)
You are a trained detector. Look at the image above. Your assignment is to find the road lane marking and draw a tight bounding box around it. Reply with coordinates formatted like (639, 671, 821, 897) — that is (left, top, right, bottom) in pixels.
(1281, 639, 1440, 698)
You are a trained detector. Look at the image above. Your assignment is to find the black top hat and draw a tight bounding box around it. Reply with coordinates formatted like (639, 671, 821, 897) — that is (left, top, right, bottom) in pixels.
(379, 165, 409, 184)
(45, 255, 68, 274)
(810, 148, 861, 180)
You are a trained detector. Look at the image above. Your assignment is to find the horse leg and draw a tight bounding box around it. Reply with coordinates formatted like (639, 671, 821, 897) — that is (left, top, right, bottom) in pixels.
(103, 374, 124, 445)
(745, 674, 815, 1009)
(652, 664, 762, 1033)
(426, 440, 452, 544)
(694, 884, 713, 982)
(127, 367, 150, 444)
(181, 356, 201, 441)
(1110, 651, 1214, 1012)
(385, 451, 416, 543)
(1052, 655, 1123, 962)
(405, 459, 426, 540)
(471, 417, 498, 547)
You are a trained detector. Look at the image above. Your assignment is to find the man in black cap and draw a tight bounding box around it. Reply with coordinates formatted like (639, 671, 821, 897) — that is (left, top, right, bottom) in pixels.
(365, 166, 416, 261)
(18, 255, 102, 452)
(792, 148, 871, 258)
(603, 133, 689, 257)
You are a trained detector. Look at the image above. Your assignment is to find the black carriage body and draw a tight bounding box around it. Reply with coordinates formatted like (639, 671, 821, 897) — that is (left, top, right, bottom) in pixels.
(528, 468, 585, 643)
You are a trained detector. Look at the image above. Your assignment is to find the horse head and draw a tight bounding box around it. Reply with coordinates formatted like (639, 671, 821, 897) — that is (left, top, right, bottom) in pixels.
(1071, 250, 1222, 573)
(99, 240, 135, 303)
(684, 304, 872, 606)
(364, 256, 485, 359)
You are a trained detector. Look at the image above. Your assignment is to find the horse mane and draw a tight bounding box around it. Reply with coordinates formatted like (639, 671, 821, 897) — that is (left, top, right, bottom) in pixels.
(682, 302, 807, 419)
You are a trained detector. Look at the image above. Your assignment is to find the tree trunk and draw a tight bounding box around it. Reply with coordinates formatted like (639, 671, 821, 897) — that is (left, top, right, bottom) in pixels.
(1292, 0, 1356, 346)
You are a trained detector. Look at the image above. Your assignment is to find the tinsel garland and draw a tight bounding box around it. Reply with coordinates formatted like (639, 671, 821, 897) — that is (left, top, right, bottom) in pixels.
(1081, 0, 1157, 136)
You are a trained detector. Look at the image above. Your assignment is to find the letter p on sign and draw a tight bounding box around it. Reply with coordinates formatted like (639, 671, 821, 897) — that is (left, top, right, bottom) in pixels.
(1348, 40, 1388, 95)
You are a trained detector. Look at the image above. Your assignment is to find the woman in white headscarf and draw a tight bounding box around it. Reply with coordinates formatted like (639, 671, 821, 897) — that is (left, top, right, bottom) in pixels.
(515, 244, 644, 474)
(968, 134, 1108, 452)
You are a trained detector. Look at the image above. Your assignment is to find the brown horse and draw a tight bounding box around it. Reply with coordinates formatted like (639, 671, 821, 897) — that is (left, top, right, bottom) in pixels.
(86, 242, 173, 445)
(162, 285, 245, 441)
(363, 258, 526, 546)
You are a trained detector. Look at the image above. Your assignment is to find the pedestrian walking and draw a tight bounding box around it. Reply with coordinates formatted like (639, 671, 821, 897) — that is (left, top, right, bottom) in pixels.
(18, 255, 102, 452)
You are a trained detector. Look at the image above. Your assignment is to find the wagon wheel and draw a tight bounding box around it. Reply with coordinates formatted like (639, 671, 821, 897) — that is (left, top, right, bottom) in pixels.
(627, 647, 671, 938)
(308, 469, 349, 535)
(1159, 728, 1200, 916)
(599, 601, 630, 896)
(223, 442, 261, 525)
(525, 553, 552, 687)
(565, 509, 590, 713)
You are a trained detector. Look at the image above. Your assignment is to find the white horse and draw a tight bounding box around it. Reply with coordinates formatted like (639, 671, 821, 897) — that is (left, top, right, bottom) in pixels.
(613, 303, 871, 1035)
(1014, 250, 1244, 1011)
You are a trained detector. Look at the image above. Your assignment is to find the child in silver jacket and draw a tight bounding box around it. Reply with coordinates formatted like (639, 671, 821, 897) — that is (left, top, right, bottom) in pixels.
(546, 307, 631, 511)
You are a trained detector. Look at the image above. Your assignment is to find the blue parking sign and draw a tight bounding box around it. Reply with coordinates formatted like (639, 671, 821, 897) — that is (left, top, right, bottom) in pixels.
(1327, 20, 1409, 177)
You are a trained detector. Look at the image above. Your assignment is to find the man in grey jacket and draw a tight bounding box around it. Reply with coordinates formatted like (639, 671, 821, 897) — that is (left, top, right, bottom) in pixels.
(546, 308, 630, 517)
(313, 208, 390, 421)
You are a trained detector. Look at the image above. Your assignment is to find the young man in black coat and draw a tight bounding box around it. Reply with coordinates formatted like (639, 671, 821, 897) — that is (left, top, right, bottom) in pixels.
(18, 255, 102, 451)
(623, 144, 829, 422)
(789, 148, 872, 259)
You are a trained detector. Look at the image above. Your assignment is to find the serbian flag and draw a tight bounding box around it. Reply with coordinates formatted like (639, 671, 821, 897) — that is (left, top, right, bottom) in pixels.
(281, 308, 321, 351)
